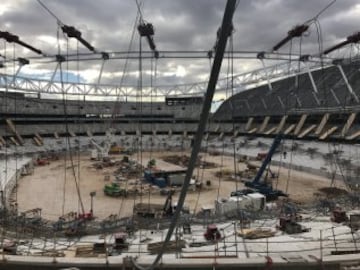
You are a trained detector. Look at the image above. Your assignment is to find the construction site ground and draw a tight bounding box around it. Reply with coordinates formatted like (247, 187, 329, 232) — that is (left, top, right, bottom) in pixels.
(15, 150, 346, 220)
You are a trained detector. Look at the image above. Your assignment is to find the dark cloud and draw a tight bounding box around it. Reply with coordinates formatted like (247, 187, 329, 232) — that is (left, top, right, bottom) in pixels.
(1, 0, 359, 88)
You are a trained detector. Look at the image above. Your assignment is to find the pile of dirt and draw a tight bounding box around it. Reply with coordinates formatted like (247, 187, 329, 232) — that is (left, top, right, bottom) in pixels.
(317, 187, 349, 197)
(208, 150, 222, 156)
(214, 169, 234, 178)
(114, 160, 143, 178)
(213, 169, 243, 181)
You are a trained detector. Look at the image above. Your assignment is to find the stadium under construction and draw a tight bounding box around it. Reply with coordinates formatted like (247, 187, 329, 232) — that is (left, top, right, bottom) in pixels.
(1, 0, 360, 269)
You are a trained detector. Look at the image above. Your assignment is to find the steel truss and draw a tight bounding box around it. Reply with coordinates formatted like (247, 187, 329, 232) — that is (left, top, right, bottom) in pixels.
(0, 59, 331, 99)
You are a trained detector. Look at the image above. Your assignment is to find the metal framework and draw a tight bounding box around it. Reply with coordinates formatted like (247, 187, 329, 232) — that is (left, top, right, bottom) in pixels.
(0, 50, 323, 63)
(0, 59, 332, 99)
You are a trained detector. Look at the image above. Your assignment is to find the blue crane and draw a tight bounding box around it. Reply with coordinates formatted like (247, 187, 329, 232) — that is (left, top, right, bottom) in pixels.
(244, 135, 287, 200)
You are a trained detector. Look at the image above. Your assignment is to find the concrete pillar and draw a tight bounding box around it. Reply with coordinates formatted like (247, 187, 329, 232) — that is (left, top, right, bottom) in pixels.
(35, 132, 43, 144)
(33, 137, 42, 146)
(298, 124, 316, 138)
(6, 119, 24, 145)
(245, 117, 254, 131)
(259, 116, 270, 133)
(319, 126, 338, 140)
(284, 124, 295, 135)
(346, 130, 360, 140)
(9, 137, 19, 146)
(294, 114, 307, 136)
(0, 136, 6, 145)
(341, 113, 356, 137)
(315, 113, 330, 135)
(276, 115, 288, 134)
(264, 127, 276, 135)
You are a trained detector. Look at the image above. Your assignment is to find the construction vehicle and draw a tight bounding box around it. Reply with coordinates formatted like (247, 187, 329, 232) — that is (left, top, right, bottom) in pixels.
(108, 144, 122, 154)
(147, 158, 156, 168)
(349, 214, 360, 231)
(90, 128, 115, 161)
(103, 182, 127, 197)
(78, 212, 93, 220)
(243, 135, 287, 200)
(144, 169, 167, 188)
(278, 202, 309, 234)
(256, 152, 267, 160)
(331, 206, 348, 223)
(113, 233, 129, 251)
(35, 158, 50, 166)
(279, 215, 309, 234)
(204, 224, 221, 241)
(230, 188, 254, 197)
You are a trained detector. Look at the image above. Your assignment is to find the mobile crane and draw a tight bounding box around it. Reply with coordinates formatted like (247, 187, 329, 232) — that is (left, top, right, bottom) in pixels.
(243, 135, 287, 200)
(90, 128, 115, 161)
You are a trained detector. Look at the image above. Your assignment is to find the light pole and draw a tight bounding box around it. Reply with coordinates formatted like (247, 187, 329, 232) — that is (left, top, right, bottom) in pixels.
(90, 191, 96, 217)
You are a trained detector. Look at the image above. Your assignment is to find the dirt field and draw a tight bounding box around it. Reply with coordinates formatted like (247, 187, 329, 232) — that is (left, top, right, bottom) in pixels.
(15, 150, 344, 220)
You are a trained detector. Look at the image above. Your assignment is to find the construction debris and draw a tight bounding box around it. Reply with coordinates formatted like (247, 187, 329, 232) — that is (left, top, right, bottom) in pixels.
(163, 154, 217, 168)
(318, 187, 349, 197)
(237, 228, 276, 239)
(214, 169, 241, 181)
(75, 243, 106, 257)
(147, 240, 185, 254)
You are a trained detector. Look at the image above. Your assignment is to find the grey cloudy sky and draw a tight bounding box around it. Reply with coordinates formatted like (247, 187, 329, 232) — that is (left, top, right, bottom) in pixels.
(1, 0, 360, 89)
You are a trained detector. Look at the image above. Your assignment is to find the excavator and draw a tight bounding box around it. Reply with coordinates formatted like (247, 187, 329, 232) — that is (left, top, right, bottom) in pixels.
(243, 135, 287, 200)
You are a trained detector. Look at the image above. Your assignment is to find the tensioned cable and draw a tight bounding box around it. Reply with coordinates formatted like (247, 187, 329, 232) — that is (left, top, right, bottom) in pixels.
(59, 25, 67, 216)
(1, 39, 8, 262)
(192, 126, 211, 215)
(228, 31, 242, 218)
(191, 91, 213, 215)
(147, 52, 157, 210)
(133, 5, 146, 256)
(284, 38, 296, 195)
(313, 17, 347, 191)
(11, 42, 20, 240)
(216, 139, 226, 202)
(117, 6, 142, 219)
(110, 4, 141, 126)
(191, 42, 215, 216)
(58, 26, 85, 216)
(75, 41, 82, 216)
(37, 0, 62, 25)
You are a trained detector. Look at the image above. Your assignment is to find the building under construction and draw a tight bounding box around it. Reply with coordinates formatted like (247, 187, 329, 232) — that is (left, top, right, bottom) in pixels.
(0, 0, 360, 269)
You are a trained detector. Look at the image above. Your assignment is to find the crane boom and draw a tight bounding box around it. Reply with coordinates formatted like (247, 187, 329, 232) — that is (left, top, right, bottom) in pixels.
(243, 134, 287, 200)
(90, 128, 115, 160)
(252, 134, 282, 185)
